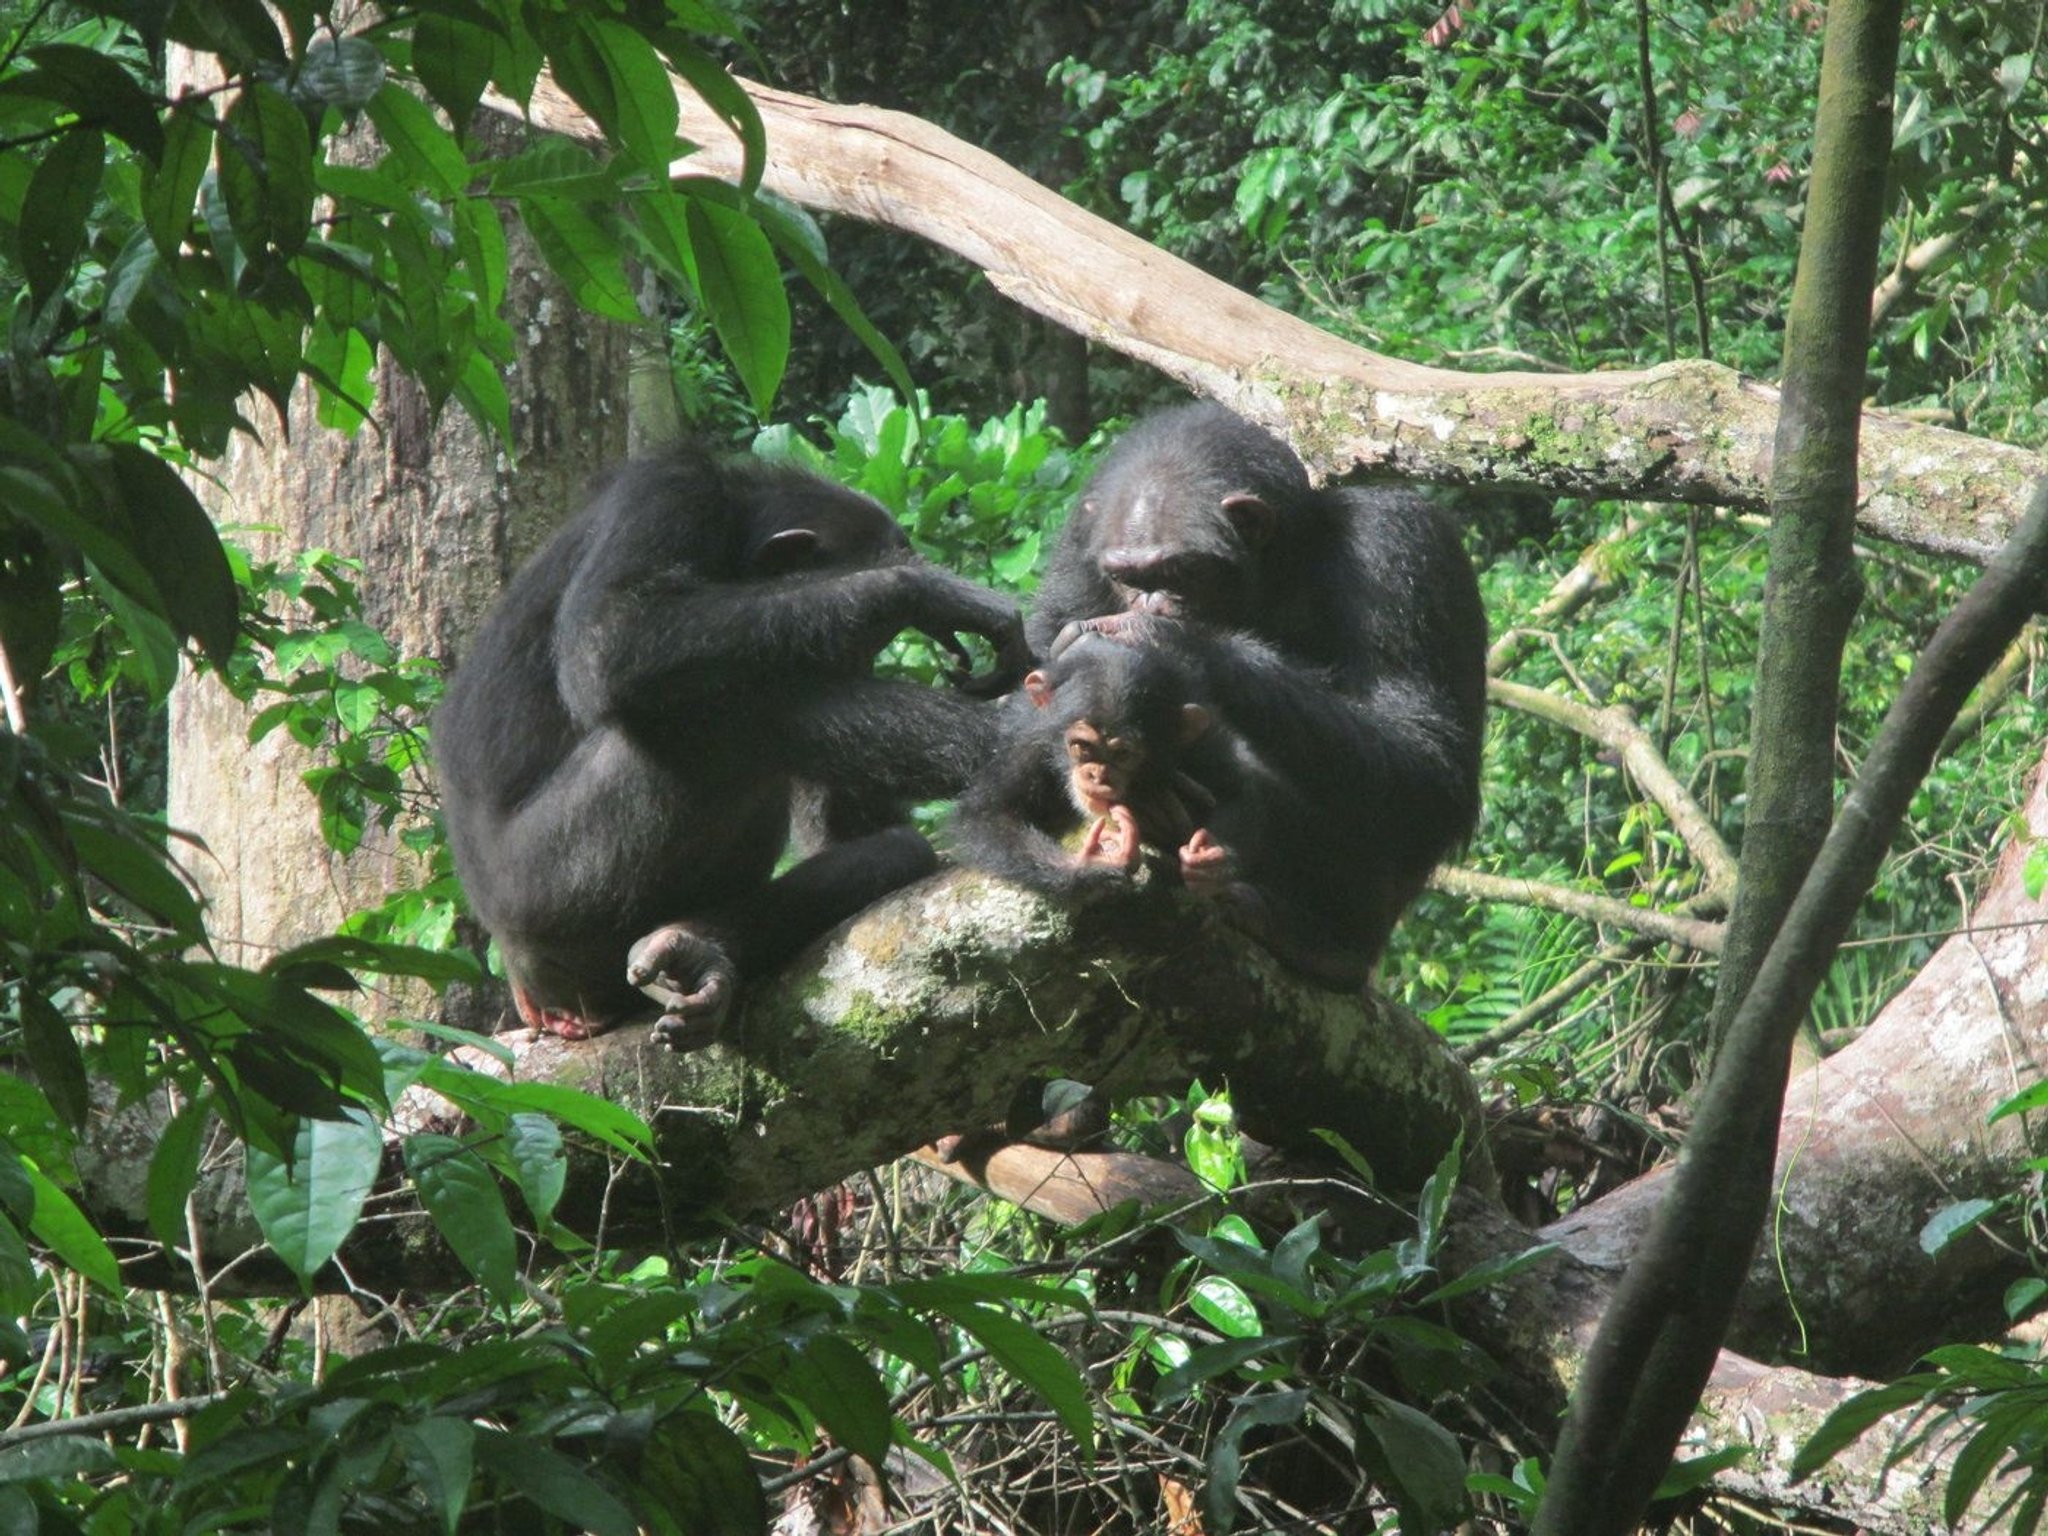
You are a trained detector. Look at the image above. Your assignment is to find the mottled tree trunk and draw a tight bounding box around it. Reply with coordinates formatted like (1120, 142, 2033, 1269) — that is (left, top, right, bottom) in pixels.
(165, 106, 632, 1028)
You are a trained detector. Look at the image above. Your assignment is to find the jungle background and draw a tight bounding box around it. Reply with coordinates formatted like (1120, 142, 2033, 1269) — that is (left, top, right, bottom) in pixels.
(5, 0, 2048, 1530)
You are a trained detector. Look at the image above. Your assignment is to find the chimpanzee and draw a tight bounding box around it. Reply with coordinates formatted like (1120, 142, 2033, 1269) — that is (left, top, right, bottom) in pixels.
(435, 445, 1030, 1051)
(1022, 402, 1488, 979)
(955, 627, 1382, 982)
(954, 631, 1217, 896)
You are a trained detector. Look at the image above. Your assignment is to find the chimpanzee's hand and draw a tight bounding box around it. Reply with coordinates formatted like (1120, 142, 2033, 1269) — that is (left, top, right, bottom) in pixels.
(1076, 806, 1144, 874)
(923, 578, 1030, 697)
(627, 922, 738, 1053)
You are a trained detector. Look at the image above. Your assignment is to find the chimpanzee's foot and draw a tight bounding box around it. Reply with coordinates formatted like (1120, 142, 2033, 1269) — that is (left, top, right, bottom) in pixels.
(626, 923, 738, 1052)
(512, 986, 609, 1041)
(1178, 827, 1236, 895)
(1077, 804, 1143, 874)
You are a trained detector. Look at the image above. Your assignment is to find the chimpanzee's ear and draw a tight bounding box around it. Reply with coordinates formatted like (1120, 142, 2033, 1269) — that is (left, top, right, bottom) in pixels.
(753, 527, 821, 574)
(1025, 670, 1055, 708)
(1178, 703, 1213, 744)
(1220, 493, 1275, 547)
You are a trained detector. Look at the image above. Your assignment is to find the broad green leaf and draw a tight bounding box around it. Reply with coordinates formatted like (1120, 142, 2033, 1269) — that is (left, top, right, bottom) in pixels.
(59, 815, 203, 936)
(398, 1418, 475, 1536)
(413, 12, 495, 136)
(781, 1334, 893, 1468)
(22, 1162, 120, 1292)
(1920, 1197, 1997, 1255)
(219, 82, 313, 258)
(519, 195, 640, 322)
(661, 38, 764, 191)
(1357, 1387, 1471, 1532)
(639, 1412, 765, 1536)
(405, 1133, 518, 1303)
(944, 1302, 1092, 1443)
(1791, 1379, 1934, 1477)
(684, 195, 788, 416)
(472, 1431, 635, 1536)
(18, 995, 85, 1131)
(145, 108, 211, 258)
(503, 1113, 566, 1227)
(1203, 1388, 1308, 1532)
(265, 935, 484, 988)
(146, 1093, 214, 1253)
(0, 1436, 117, 1484)
(1189, 1275, 1261, 1338)
(22, 127, 105, 309)
(0, 1217, 35, 1317)
(245, 1109, 383, 1281)
(4, 45, 163, 161)
(584, 19, 680, 169)
(1155, 1335, 1285, 1404)
(100, 442, 241, 664)
(1651, 1445, 1751, 1500)
(366, 83, 469, 200)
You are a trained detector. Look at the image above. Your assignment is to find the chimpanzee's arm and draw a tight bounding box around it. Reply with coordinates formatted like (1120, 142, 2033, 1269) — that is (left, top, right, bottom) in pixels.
(952, 745, 1124, 897)
(559, 561, 1027, 724)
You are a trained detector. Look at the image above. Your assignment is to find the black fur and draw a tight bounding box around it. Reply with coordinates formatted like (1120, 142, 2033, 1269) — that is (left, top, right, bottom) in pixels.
(435, 445, 1028, 1045)
(1023, 402, 1487, 978)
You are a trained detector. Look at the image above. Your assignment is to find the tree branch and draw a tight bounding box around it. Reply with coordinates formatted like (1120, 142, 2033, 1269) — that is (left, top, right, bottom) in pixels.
(492, 76, 2042, 562)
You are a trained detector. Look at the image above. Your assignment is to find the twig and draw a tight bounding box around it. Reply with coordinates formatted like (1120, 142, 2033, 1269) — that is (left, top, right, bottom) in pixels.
(1431, 867, 1724, 954)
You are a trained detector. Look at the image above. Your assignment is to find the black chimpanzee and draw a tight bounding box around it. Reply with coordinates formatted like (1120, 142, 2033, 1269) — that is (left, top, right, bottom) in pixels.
(955, 628, 1366, 979)
(1022, 401, 1488, 980)
(435, 445, 1030, 1051)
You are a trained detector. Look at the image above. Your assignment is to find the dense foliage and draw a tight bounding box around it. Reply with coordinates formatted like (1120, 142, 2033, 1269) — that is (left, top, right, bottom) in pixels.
(4, 0, 2048, 1530)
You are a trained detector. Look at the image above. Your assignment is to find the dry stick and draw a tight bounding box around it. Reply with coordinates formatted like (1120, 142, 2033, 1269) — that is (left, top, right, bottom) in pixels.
(1535, 475, 2048, 1535)
(1454, 932, 1666, 1064)
(1485, 513, 1650, 677)
(1429, 868, 1723, 955)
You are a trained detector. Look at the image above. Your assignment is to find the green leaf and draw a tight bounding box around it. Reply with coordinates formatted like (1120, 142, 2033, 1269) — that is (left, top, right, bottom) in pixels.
(943, 1302, 1092, 1444)
(398, 1418, 475, 1536)
(503, 1114, 566, 1227)
(22, 127, 105, 310)
(22, 1162, 121, 1292)
(473, 1431, 636, 1536)
(429, 1075, 654, 1160)
(18, 995, 86, 1131)
(661, 38, 765, 192)
(0, 1436, 117, 1484)
(639, 1412, 765, 1536)
(1920, 1197, 1998, 1255)
(2025, 843, 2048, 902)
(1203, 1388, 1308, 1532)
(1990, 1077, 2048, 1125)
(1651, 1445, 1750, 1500)
(100, 442, 242, 665)
(1356, 1387, 1471, 1533)
(266, 935, 483, 988)
(683, 195, 788, 416)
(405, 1133, 519, 1303)
(3, 45, 164, 161)
(583, 18, 680, 168)
(245, 1110, 383, 1282)
(147, 1093, 214, 1253)
(1189, 1275, 1261, 1338)
(1155, 1335, 1285, 1404)
(366, 83, 470, 200)
(519, 196, 641, 323)
(1791, 1379, 1933, 1477)
(61, 814, 204, 936)
(781, 1334, 893, 1468)
(412, 12, 495, 136)
(219, 82, 314, 259)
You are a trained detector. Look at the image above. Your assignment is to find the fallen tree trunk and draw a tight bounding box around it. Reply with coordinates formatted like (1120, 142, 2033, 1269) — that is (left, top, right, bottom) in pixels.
(495, 75, 2041, 562)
